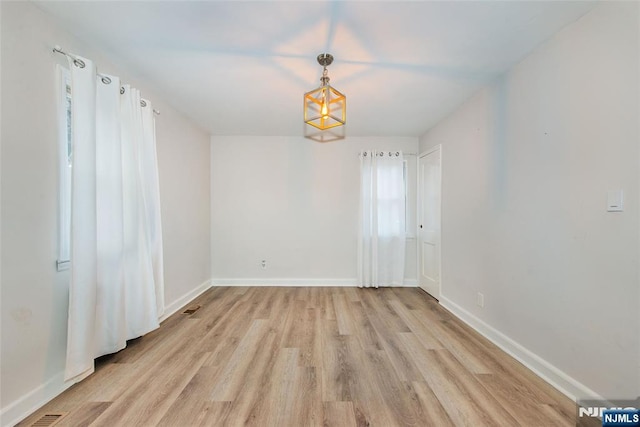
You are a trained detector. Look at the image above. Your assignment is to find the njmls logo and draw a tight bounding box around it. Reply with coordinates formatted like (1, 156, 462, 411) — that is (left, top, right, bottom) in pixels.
(577, 399, 640, 427)
(601, 409, 639, 426)
(578, 407, 639, 419)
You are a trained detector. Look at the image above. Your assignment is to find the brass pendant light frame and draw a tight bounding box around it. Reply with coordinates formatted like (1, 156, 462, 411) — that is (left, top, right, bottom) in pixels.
(304, 54, 346, 131)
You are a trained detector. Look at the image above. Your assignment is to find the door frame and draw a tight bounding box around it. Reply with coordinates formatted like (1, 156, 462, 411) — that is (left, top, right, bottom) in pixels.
(416, 144, 442, 299)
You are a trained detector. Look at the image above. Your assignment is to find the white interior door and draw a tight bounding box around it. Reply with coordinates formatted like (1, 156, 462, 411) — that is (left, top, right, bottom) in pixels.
(418, 146, 441, 299)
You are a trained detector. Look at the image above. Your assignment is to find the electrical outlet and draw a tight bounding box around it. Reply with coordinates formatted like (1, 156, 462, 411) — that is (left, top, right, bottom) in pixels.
(477, 292, 484, 308)
(261, 260, 267, 269)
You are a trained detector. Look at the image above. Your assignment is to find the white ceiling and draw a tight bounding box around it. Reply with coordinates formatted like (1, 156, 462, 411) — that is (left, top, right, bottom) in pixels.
(35, 1, 597, 137)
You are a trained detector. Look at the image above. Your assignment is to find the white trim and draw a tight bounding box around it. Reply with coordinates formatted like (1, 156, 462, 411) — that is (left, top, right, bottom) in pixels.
(212, 278, 418, 287)
(56, 259, 70, 272)
(403, 279, 418, 287)
(159, 279, 212, 323)
(438, 295, 605, 402)
(1, 372, 72, 427)
(212, 279, 357, 287)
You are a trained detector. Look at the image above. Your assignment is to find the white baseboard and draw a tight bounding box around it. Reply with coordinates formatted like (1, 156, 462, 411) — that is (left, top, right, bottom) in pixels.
(403, 279, 418, 287)
(212, 278, 357, 287)
(159, 279, 212, 323)
(1, 372, 72, 427)
(1, 279, 213, 427)
(438, 295, 604, 402)
(212, 278, 418, 287)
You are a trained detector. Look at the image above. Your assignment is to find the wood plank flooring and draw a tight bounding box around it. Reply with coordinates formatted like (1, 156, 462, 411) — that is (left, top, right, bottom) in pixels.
(18, 287, 587, 426)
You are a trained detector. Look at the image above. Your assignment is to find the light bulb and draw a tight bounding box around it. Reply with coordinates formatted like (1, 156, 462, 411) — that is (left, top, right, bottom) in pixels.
(320, 89, 329, 119)
(321, 101, 328, 118)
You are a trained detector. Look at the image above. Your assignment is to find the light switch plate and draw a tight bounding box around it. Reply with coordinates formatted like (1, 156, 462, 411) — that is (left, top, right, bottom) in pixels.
(607, 190, 624, 212)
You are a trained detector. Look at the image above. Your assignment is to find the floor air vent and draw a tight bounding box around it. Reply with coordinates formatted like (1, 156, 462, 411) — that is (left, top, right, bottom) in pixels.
(183, 304, 201, 315)
(29, 412, 68, 427)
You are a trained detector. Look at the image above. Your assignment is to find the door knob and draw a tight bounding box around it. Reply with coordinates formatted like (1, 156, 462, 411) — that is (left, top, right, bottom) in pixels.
(419, 225, 423, 229)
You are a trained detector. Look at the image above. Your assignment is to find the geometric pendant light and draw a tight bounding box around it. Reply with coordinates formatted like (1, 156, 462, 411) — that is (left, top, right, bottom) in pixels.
(304, 53, 346, 131)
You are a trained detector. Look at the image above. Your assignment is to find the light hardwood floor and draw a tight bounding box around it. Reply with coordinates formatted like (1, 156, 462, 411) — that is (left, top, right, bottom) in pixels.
(18, 287, 589, 426)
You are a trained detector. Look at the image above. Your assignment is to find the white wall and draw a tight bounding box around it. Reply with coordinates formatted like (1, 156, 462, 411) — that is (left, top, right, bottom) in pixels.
(0, 2, 211, 424)
(155, 111, 211, 311)
(211, 136, 418, 286)
(419, 2, 639, 401)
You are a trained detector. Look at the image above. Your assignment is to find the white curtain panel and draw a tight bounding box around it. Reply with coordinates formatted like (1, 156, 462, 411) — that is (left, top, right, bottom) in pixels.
(65, 56, 99, 381)
(65, 56, 164, 382)
(140, 99, 165, 317)
(119, 86, 161, 339)
(358, 150, 406, 288)
(95, 72, 126, 357)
